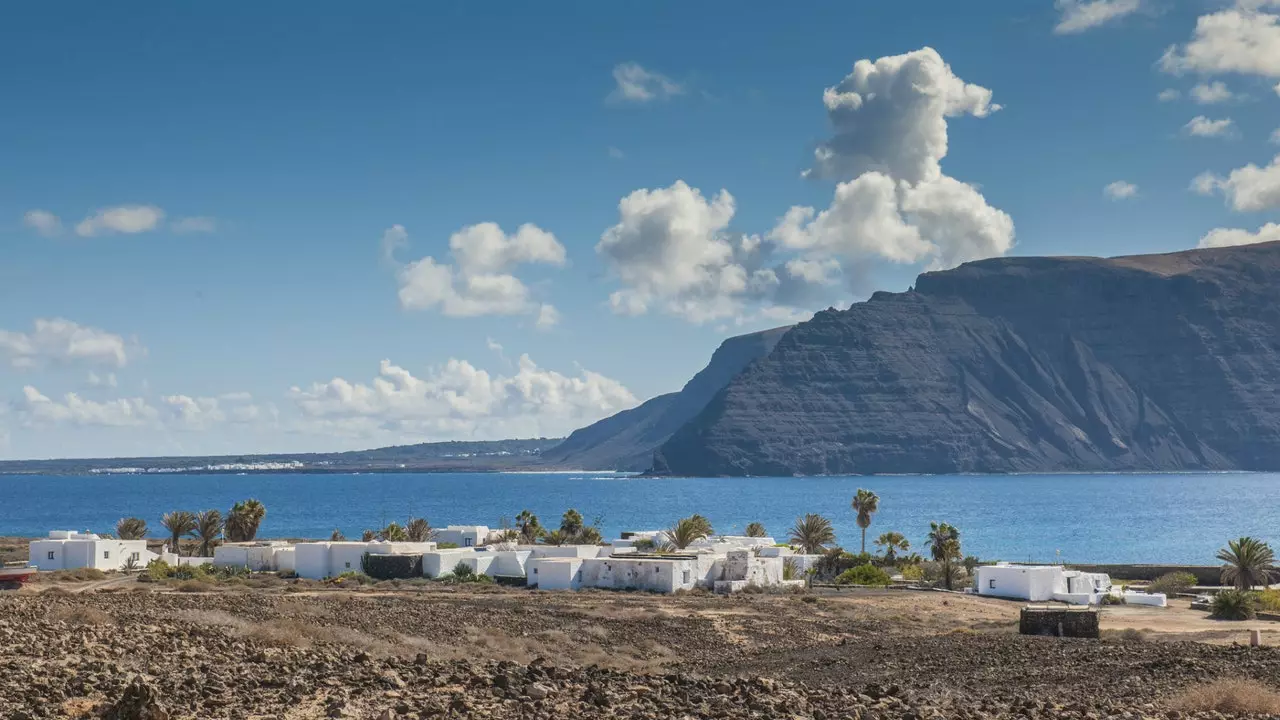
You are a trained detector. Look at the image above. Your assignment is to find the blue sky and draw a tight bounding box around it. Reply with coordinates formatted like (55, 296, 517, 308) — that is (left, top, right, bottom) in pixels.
(2, 1, 1278, 459)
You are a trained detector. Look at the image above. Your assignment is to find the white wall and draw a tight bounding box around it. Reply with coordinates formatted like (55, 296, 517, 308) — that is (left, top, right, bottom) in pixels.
(30, 538, 152, 572)
(977, 565, 1063, 601)
(533, 558, 583, 590)
(436, 526, 489, 548)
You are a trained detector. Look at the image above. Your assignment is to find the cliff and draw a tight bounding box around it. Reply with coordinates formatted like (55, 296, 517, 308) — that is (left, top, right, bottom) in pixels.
(543, 325, 790, 470)
(654, 242, 1280, 476)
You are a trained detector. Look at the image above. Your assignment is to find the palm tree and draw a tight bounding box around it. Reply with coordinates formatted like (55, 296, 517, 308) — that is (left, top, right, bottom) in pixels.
(1217, 536, 1278, 590)
(874, 531, 910, 565)
(361, 529, 375, 542)
(788, 514, 836, 554)
(927, 522, 962, 590)
(516, 510, 544, 544)
(225, 499, 267, 542)
(330, 529, 346, 541)
(195, 510, 224, 557)
(851, 488, 880, 554)
(665, 516, 712, 551)
(688, 514, 714, 538)
(575, 525, 603, 545)
(543, 529, 569, 546)
(161, 511, 197, 557)
(405, 517, 432, 542)
(378, 522, 409, 541)
(559, 509, 585, 537)
(744, 522, 767, 538)
(116, 517, 147, 540)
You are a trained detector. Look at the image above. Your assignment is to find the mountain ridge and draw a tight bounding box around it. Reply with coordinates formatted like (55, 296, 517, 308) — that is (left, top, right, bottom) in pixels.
(654, 242, 1280, 476)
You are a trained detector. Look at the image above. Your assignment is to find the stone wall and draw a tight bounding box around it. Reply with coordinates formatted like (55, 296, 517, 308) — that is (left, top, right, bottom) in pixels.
(1019, 607, 1099, 638)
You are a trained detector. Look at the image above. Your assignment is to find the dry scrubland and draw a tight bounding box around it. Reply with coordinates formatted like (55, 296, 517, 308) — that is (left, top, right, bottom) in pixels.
(4, 579, 1280, 719)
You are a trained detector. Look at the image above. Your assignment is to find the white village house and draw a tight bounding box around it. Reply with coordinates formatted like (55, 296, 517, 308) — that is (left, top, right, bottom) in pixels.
(28, 531, 157, 572)
(974, 563, 1166, 607)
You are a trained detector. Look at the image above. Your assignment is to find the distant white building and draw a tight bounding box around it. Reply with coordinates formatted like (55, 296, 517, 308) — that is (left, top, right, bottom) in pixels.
(293, 540, 436, 579)
(975, 563, 1123, 605)
(435, 525, 491, 548)
(531, 549, 802, 594)
(28, 531, 156, 572)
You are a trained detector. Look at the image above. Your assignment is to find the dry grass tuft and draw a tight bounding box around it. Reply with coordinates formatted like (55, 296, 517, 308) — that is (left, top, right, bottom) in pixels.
(175, 580, 213, 593)
(1103, 628, 1146, 642)
(34, 568, 107, 583)
(48, 605, 112, 625)
(1168, 679, 1280, 715)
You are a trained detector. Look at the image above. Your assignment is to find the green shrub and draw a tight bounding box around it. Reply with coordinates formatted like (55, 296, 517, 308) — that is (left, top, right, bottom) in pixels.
(438, 561, 493, 585)
(1256, 588, 1280, 612)
(1100, 593, 1126, 605)
(437, 542, 460, 549)
(1147, 571, 1197, 597)
(783, 558, 801, 581)
(900, 564, 924, 582)
(171, 563, 211, 581)
(834, 564, 892, 587)
(144, 559, 174, 582)
(1211, 589, 1257, 620)
(329, 571, 375, 586)
(277, 569, 298, 579)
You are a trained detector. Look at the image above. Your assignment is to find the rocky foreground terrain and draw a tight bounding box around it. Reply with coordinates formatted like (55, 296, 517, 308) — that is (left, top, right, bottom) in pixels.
(3, 584, 1280, 718)
(657, 242, 1280, 476)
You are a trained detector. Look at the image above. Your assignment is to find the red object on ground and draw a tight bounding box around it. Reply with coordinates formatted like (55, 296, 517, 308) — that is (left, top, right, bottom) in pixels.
(0, 566, 35, 588)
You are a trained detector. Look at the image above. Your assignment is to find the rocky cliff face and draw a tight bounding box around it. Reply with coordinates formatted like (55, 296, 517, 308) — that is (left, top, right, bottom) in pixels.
(655, 242, 1280, 476)
(543, 326, 790, 470)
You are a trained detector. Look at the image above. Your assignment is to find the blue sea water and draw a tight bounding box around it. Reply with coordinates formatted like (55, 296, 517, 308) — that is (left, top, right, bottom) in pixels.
(1, 472, 1277, 564)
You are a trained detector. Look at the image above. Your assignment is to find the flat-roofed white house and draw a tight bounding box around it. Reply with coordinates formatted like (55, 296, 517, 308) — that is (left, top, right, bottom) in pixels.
(975, 563, 1116, 605)
(530, 549, 803, 594)
(293, 540, 436, 579)
(435, 525, 491, 548)
(29, 531, 156, 572)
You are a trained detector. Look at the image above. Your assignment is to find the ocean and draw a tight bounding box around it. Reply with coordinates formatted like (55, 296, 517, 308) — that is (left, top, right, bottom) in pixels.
(2, 471, 1277, 564)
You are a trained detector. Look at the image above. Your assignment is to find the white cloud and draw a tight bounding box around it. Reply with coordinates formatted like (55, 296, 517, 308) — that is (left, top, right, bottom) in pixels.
(161, 394, 226, 429)
(289, 355, 637, 440)
(1191, 80, 1234, 103)
(75, 205, 165, 237)
(394, 223, 566, 319)
(1198, 222, 1280, 248)
(1183, 115, 1235, 137)
(1157, 88, 1181, 101)
(1104, 181, 1139, 200)
(0, 318, 138, 369)
(1160, 8, 1280, 78)
(535, 304, 560, 329)
(1271, 127, 1280, 144)
(15, 385, 261, 432)
(607, 146, 625, 160)
(23, 209, 62, 237)
(18, 386, 157, 428)
(786, 47, 1013, 270)
(1192, 154, 1280, 211)
(597, 48, 1012, 324)
(607, 62, 684, 104)
(86, 371, 118, 389)
(171, 216, 216, 234)
(597, 181, 743, 321)
(1054, 0, 1142, 34)
(805, 47, 999, 185)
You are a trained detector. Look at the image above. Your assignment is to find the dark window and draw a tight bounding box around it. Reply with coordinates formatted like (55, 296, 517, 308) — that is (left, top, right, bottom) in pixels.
(988, 579, 996, 589)
(47, 551, 55, 560)
(103, 551, 110, 559)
